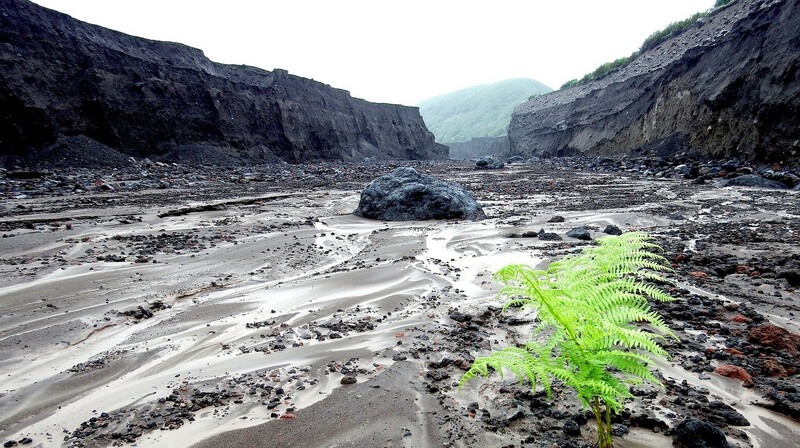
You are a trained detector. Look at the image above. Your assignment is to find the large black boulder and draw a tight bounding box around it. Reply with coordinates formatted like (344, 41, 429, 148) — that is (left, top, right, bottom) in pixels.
(353, 167, 485, 221)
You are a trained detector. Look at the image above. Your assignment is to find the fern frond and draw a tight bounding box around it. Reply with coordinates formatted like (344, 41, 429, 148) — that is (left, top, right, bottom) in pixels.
(599, 305, 659, 326)
(593, 350, 663, 385)
(575, 378, 631, 412)
(460, 346, 551, 395)
(608, 326, 670, 358)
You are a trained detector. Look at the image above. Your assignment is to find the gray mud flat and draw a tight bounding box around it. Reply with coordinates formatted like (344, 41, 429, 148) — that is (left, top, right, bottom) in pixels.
(1, 162, 798, 448)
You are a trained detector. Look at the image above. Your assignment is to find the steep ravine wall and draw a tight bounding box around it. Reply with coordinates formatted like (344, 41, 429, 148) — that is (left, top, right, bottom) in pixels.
(0, 0, 447, 166)
(508, 0, 800, 164)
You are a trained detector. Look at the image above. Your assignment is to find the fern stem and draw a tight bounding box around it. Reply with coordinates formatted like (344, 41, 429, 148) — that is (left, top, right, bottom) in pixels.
(591, 397, 613, 448)
(604, 403, 613, 448)
(523, 270, 584, 352)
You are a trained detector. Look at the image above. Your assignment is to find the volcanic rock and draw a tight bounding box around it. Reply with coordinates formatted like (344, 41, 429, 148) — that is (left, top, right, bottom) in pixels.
(353, 167, 485, 221)
(716, 175, 787, 189)
(777, 269, 800, 287)
(714, 364, 752, 382)
(566, 227, 592, 240)
(562, 419, 581, 437)
(748, 325, 800, 356)
(672, 418, 733, 448)
(538, 232, 562, 241)
(708, 401, 750, 426)
(475, 156, 505, 170)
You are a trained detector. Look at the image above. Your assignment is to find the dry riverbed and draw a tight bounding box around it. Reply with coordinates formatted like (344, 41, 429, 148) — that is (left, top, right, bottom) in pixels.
(1, 161, 799, 448)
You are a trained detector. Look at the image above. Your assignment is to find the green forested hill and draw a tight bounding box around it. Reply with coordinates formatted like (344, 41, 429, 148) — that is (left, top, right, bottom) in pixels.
(417, 78, 552, 144)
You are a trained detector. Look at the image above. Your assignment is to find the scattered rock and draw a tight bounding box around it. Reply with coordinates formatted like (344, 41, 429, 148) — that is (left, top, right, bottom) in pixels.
(708, 401, 749, 426)
(716, 175, 787, 189)
(714, 364, 752, 382)
(748, 325, 800, 356)
(562, 419, 581, 437)
(538, 232, 562, 241)
(448, 310, 472, 323)
(565, 227, 591, 240)
(672, 418, 733, 448)
(777, 269, 800, 287)
(611, 423, 629, 437)
(475, 157, 505, 170)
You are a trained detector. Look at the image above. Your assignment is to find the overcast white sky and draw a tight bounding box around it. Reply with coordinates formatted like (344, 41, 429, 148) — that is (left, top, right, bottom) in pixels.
(32, 0, 715, 106)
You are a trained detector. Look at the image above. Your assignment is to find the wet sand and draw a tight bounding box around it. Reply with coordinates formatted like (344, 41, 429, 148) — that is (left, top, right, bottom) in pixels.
(1, 162, 799, 447)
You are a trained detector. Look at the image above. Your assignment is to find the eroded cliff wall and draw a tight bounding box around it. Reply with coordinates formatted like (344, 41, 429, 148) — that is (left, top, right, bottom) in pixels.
(508, 0, 800, 164)
(0, 0, 447, 166)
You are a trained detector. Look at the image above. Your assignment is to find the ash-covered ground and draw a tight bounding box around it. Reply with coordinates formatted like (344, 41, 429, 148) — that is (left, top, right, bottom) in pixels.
(1, 160, 798, 448)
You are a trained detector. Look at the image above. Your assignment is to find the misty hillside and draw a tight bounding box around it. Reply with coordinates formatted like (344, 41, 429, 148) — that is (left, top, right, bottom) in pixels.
(417, 79, 552, 144)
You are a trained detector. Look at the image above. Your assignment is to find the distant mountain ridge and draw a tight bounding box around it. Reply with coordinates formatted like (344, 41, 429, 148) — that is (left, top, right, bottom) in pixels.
(0, 0, 447, 167)
(417, 79, 552, 144)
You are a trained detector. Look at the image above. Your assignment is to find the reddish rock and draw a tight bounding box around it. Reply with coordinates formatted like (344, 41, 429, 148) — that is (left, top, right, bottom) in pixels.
(714, 364, 752, 382)
(736, 265, 751, 275)
(689, 271, 709, 279)
(725, 348, 744, 356)
(731, 314, 751, 324)
(748, 325, 800, 356)
(761, 359, 788, 377)
(280, 413, 297, 419)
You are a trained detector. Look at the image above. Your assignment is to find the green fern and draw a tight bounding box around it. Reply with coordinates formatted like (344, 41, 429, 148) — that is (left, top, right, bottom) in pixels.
(460, 232, 677, 448)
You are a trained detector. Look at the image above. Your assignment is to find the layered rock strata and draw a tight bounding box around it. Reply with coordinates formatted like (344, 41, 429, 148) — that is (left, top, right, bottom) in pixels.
(0, 0, 447, 166)
(508, 0, 800, 164)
